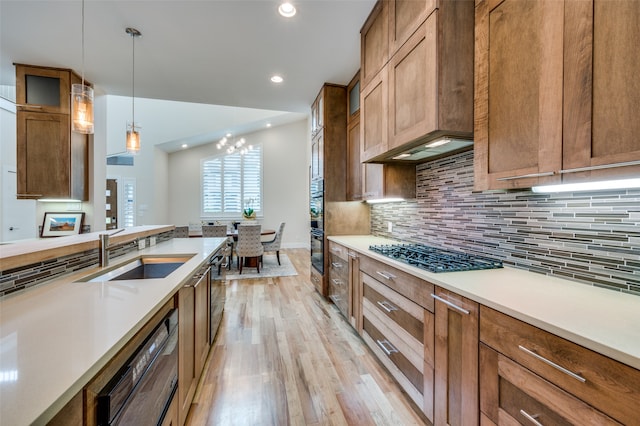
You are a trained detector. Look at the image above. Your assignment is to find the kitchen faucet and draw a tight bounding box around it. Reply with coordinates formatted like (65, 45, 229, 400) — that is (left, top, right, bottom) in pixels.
(99, 228, 127, 267)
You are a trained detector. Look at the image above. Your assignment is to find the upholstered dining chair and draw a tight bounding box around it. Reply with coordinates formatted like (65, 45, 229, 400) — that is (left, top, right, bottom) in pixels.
(174, 226, 189, 238)
(235, 223, 264, 274)
(202, 225, 232, 271)
(261, 222, 285, 265)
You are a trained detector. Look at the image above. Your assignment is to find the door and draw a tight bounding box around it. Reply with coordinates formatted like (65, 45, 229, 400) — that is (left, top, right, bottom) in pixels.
(2, 165, 36, 241)
(106, 179, 118, 230)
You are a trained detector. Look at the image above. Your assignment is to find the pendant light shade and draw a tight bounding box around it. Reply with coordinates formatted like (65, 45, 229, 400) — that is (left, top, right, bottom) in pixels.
(126, 122, 140, 154)
(72, 0, 94, 134)
(72, 83, 94, 133)
(125, 27, 141, 154)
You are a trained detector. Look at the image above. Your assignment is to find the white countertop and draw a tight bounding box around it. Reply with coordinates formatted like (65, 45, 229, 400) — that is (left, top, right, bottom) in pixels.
(329, 235, 640, 372)
(0, 237, 227, 426)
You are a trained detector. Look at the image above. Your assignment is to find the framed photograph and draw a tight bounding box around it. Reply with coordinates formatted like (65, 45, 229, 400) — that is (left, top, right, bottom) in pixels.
(41, 212, 85, 237)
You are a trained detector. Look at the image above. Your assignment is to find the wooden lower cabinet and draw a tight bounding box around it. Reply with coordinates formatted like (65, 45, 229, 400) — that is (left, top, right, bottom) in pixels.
(480, 306, 640, 425)
(160, 393, 179, 426)
(194, 268, 211, 377)
(479, 344, 618, 425)
(359, 264, 435, 422)
(328, 241, 349, 318)
(433, 286, 479, 426)
(178, 285, 197, 426)
(310, 266, 323, 295)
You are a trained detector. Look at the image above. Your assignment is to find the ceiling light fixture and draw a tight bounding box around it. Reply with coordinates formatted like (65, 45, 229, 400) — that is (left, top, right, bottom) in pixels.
(181, 143, 188, 149)
(278, 2, 296, 17)
(216, 136, 253, 155)
(266, 123, 272, 128)
(271, 75, 284, 83)
(125, 27, 142, 155)
(71, 0, 94, 134)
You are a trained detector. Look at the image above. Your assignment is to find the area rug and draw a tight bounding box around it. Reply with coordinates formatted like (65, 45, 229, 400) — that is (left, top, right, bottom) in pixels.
(225, 254, 298, 280)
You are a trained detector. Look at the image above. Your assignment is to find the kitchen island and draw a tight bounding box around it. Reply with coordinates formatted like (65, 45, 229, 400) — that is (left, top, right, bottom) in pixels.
(0, 233, 227, 425)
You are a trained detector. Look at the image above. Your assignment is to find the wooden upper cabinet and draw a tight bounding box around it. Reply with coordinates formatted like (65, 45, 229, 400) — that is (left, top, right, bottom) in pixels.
(474, 0, 563, 190)
(15, 64, 89, 200)
(361, 0, 474, 164)
(362, 162, 415, 200)
(347, 72, 363, 201)
(388, 0, 436, 54)
(361, 0, 389, 88)
(563, 0, 640, 182)
(360, 66, 389, 162)
(475, 0, 640, 191)
(15, 64, 71, 114)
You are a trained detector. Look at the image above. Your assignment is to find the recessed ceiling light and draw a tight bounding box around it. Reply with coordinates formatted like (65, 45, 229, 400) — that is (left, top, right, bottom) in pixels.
(271, 75, 284, 83)
(278, 2, 296, 17)
(226, 133, 232, 137)
(181, 143, 188, 149)
(266, 123, 272, 128)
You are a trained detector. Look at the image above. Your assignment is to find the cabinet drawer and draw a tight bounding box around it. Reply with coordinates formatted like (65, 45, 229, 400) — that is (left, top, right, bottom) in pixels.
(328, 252, 349, 317)
(328, 241, 349, 262)
(362, 272, 424, 346)
(480, 344, 619, 425)
(480, 306, 640, 425)
(359, 254, 433, 311)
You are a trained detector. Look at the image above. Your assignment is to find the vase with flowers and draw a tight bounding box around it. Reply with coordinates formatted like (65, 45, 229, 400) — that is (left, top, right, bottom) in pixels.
(242, 198, 256, 219)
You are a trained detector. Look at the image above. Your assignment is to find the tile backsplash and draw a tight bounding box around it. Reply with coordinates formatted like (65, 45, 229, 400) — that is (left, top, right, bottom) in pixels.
(371, 150, 640, 295)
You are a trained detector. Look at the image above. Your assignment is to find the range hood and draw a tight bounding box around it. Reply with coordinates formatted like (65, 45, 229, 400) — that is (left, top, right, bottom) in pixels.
(385, 137, 473, 163)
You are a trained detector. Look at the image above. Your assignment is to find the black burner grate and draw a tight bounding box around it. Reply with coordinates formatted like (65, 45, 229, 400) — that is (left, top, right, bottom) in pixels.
(369, 244, 503, 273)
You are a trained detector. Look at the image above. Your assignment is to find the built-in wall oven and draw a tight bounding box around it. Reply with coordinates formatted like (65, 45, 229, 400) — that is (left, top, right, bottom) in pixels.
(97, 309, 178, 426)
(310, 178, 324, 274)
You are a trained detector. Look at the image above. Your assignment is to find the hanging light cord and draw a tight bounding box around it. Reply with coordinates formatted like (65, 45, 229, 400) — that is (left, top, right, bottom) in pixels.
(131, 30, 135, 125)
(81, 0, 85, 86)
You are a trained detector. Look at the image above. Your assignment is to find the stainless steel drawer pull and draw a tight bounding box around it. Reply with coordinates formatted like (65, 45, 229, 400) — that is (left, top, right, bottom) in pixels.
(331, 262, 343, 268)
(520, 410, 543, 426)
(376, 271, 396, 280)
(496, 171, 555, 181)
(560, 160, 640, 174)
(348, 252, 358, 259)
(331, 247, 342, 254)
(518, 345, 586, 383)
(376, 339, 399, 356)
(331, 279, 343, 286)
(377, 300, 398, 313)
(431, 294, 470, 315)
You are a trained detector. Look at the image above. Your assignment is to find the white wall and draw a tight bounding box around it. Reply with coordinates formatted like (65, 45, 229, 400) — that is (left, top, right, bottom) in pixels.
(167, 119, 310, 248)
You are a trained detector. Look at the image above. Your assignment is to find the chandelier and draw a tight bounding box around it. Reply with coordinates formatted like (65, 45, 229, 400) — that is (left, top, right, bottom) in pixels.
(216, 136, 253, 155)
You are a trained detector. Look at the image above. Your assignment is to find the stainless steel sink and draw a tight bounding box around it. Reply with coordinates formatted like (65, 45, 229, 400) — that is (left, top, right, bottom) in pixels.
(80, 255, 194, 282)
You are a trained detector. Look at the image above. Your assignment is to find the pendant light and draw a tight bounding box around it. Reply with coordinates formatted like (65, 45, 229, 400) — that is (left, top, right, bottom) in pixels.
(125, 27, 141, 154)
(71, 0, 94, 134)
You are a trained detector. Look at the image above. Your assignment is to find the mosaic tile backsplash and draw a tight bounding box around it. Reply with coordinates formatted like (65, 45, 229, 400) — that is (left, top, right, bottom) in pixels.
(370, 150, 640, 295)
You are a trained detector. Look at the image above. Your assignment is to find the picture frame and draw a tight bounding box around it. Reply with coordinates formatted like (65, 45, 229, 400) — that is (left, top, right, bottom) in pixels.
(41, 212, 85, 238)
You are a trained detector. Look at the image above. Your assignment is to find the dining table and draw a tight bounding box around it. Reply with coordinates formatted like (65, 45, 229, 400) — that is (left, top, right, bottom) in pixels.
(188, 227, 276, 268)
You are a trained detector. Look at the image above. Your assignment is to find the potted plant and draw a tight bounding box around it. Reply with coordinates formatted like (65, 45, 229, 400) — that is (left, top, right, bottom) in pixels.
(243, 198, 256, 219)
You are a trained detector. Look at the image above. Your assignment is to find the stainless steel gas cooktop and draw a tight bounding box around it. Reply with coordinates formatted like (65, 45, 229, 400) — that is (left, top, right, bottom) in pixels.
(369, 244, 503, 273)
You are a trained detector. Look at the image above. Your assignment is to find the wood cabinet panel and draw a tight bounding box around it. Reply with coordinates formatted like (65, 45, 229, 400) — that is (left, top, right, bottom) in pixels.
(388, 17, 436, 150)
(362, 162, 416, 200)
(563, 0, 640, 182)
(178, 286, 196, 426)
(360, 67, 388, 162)
(480, 306, 640, 425)
(359, 254, 433, 311)
(17, 112, 70, 199)
(389, 0, 436, 54)
(474, 0, 563, 190)
(433, 287, 479, 426)
(15, 64, 71, 114)
(194, 268, 211, 377)
(361, 0, 389, 88)
(347, 115, 363, 201)
(480, 344, 619, 425)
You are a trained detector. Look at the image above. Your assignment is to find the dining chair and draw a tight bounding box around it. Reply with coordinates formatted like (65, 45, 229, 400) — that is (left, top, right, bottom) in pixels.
(261, 222, 285, 265)
(174, 226, 189, 238)
(235, 223, 264, 274)
(202, 225, 232, 271)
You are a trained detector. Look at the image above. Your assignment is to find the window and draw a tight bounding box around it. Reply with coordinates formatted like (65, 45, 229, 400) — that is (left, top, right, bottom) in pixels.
(202, 144, 262, 217)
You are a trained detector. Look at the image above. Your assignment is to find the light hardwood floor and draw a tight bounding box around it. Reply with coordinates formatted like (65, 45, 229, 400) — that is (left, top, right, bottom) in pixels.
(186, 248, 429, 426)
